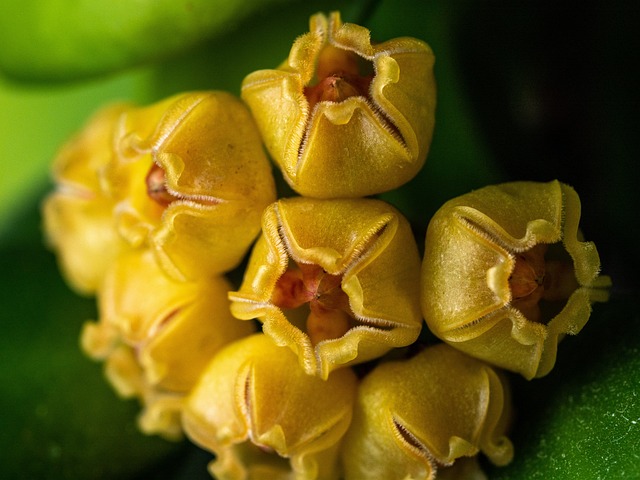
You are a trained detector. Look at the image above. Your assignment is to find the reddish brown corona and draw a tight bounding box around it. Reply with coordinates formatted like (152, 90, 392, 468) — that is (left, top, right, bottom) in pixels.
(508, 244, 579, 324)
(145, 163, 177, 207)
(271, 263, 352, 345)
(303, 45, 373, 112)
(422, 180, 611, 379)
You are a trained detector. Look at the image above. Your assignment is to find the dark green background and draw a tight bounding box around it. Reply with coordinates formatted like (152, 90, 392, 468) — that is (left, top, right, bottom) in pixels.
(1, 0, 638, 478)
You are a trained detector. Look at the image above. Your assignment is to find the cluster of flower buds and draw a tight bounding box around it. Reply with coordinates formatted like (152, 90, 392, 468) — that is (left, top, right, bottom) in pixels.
(43, 11, 611, 479)
(44, 90, 276, 438)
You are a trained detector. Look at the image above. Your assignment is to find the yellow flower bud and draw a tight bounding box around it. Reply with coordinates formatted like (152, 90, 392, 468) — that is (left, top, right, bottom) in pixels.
(341, 344, 514, 480)
(81, 249, 255, 438)
(42, 104, 132, 295)
(102, 344, 186, 440)
(229, 197, 422, 379)
(422, 180, 612, 379)
(241, 11, 436, 198)
(110, 91, 276, 280)
(183, 334, 358, 480)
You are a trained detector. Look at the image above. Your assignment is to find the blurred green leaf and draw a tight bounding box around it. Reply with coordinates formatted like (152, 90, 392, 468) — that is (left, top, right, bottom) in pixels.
(0, 70, 155, 239)
(0, 0, 299, 82)
(147, 0, 365, 98)
(0, 200, 180, 478)
(488, 296, 640, 479)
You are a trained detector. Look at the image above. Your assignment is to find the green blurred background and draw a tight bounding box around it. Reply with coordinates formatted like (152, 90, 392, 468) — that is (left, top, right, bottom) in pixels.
(1, 0, 638, 478)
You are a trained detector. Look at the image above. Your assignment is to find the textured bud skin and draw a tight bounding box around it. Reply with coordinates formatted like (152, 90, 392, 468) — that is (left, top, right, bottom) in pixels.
(81, 249, 255, 438)
(241, 11, 436, 198)
(229, 197, 422, 379)
(422, 180, 612, 379)
(183, 334, 358, 480)
(341, 344, 513, 480)
(107, 90, 276, 281)
(42, 104, 131, 295)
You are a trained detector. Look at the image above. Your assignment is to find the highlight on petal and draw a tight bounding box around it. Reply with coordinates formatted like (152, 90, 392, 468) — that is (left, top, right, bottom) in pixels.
(340, 343, 513, 480)
(241, 11, 436, 198)
(81, 249, 255, 438)
(183, 334, 358, 480)
(107, 90, 276, 281)
(42, 103, 132, 295)
(421, 180, 612, 379)
(228, 197, 423, 379)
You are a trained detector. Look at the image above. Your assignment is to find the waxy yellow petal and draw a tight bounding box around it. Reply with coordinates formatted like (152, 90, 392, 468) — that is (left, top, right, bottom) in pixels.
(341, 344, 513, 480)
(422, 180, 612, 379)
(241, 11, 436, 198)
(229, 197, 422, 379)
(107, 91, 276, 280)
(102, 344, 185, 441)
(183, 334, 358, 480)
(81, 249, 254, 438)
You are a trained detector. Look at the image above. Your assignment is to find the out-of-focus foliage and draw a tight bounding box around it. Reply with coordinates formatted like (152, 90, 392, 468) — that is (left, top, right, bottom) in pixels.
(0, 0, 297, 81)
(0, 71, 154, 232)
(0, 239, 181, 479)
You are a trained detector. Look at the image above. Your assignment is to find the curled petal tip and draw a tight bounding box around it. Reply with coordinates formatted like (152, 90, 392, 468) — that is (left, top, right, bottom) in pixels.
(241, 12, 436, 198)
(183, 334, 358, 479)
(422, 180, 611, 379)
(341, 344, 513, 480)
(230, 197, 422, 378)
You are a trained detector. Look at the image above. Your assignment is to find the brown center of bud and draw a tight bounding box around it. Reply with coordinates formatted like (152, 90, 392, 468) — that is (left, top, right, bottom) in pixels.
(509, 243, 579, 323)
(271, 262, 352, 345)
(146, 163, 178, 207)
(304, 45, 373, 112)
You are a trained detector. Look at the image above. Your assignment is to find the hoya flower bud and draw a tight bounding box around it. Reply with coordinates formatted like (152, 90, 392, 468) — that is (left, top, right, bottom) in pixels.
(241, 11, 436, 198)
(341, 343, 514, 480)
(422, 180, 612, 379)
(229, 197, 423, 379)
(42, 104, 132, 295)
(183, 334, 358, 480)
(101, 344, 186, 440)
(107, 91, 276, 281)
(81, 249, 255, 439)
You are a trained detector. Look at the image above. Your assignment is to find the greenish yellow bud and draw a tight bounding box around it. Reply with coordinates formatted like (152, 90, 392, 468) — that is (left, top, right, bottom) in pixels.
(421, 180, 612, 379)
(341, 343, 513, 480)
(107, 91, 277, 281)
(44, 90, 276, 289)
(81, 249, 255, 439)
